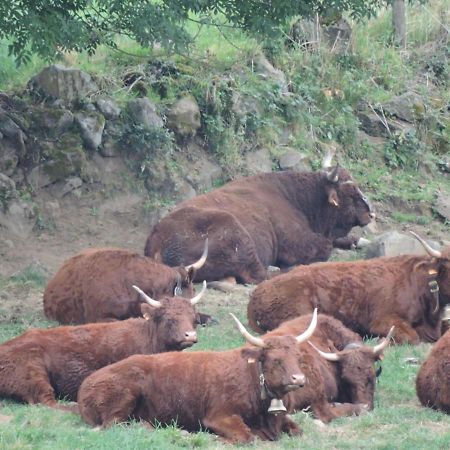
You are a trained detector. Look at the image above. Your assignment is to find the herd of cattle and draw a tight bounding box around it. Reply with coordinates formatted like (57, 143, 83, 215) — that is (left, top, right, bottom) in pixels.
(1, 159, 449, 442)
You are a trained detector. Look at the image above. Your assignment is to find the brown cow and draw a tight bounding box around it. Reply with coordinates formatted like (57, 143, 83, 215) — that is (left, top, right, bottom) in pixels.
(263, 314, 393, 423)
(144, 157, 374, 284)
(416, 329, 450, 413)
(248, 232, 450, 344)
(43, 241, 207, 324)
(0, 284, 206, 410)
(77, 312, 319, 443)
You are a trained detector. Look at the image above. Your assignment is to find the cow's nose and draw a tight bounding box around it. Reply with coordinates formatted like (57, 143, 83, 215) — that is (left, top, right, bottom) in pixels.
(292, 373, 306, 386)
(185, 331, 197, 342)
(369, 212, 376, 220)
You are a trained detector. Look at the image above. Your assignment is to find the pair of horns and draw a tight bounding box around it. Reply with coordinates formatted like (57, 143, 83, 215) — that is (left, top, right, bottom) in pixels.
(230, 309, 318, 348)
(185, 238, 209, 271)
(132, 280, 207, 308)
(309, 326, 395, 362)
(409, 231, 442, 258)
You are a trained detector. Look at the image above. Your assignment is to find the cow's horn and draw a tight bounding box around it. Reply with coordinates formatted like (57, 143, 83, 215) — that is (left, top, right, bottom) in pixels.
(296, 308, 318, 343)
(409, 231, 442, 258)
(186, 238, 209, 271)
(308, 341, 340, 361)
(132, 285, 162, 308)
(327, 165, 340, 183)
(230, 313, 266, 348)
(373, 326, 395, 355)
(190, 281, 207, 305)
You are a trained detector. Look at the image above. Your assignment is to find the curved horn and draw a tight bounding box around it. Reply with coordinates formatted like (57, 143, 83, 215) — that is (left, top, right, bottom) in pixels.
(327, 165, 339, 183)
(186, 238, 209, 271)
(373, 326, 395, 355)
(296, 308, 318, 343)
(190, 280, 207, 305)
(132, 285, 162, 308)
(230, 313, 266, 348)
(409, 231, 442, 258)
(308, 341, 340, 361)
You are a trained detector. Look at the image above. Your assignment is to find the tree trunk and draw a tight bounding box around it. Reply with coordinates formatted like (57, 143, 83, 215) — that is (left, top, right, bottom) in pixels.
(392, 0, 406, 48)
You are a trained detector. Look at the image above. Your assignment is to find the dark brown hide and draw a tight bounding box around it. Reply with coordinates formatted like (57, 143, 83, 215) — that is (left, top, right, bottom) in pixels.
(0, 296, 199, 408)
(264, 314, 382, 422)
(248, 251, 450, 344)
(144, 169, 372, 283)
(78, 335, 306, 443)
(416, 329, 450, 413)
(43, 247, 196, 324)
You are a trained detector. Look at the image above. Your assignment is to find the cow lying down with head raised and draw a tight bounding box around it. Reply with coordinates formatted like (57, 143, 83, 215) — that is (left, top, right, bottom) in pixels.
(262, 314, 394, 423)
(248, 232, 449, 344)
(0, 283, 206, 411)
(78, 312, 319, 443)
(43, 240, 208, 324)
(416, 329, 450, 414)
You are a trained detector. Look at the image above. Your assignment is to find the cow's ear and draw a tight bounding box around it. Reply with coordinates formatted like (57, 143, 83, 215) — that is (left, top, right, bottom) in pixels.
(186, 267, 196, 284)
(241, 347, 263, 363)
(328, 188, 339, 207)
(140, 303, 155, 320)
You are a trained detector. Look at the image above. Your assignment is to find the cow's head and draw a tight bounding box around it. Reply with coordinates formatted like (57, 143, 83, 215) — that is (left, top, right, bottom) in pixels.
(309, 326, 394, 409)
(324, 165, 374, 233)
(133, 281, 207, 351)
(172, 238, 209, 298)
(410, 232, 450, 308)
(231, 309, 318, 398)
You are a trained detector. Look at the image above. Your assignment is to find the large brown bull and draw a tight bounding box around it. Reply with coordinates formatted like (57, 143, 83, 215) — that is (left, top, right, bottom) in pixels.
(263, 314, 393, 423)
(144, 157, 373, 284)
(416, 329, 450, 413)
(248, 232, 450, 344)
(43, 241, 207, 324)
(0, 284, 206, 410)
(77, 313, 319, 443)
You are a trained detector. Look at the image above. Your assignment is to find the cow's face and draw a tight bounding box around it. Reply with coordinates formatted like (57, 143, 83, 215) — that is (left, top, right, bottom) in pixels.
(338, 348, 379, 410)
(260, 336, 306, 398)
(438, 247, 450, 304)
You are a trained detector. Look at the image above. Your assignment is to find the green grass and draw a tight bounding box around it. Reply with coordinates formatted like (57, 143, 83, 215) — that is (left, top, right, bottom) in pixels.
(0, 280, 449, 449)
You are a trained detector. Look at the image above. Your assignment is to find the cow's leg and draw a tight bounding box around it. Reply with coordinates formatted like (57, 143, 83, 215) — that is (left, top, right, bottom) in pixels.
(370, 317, 420, 345)
(333, 236, 358, 250)
(279, 415, 302, 436)
(203, 414, 255, 443)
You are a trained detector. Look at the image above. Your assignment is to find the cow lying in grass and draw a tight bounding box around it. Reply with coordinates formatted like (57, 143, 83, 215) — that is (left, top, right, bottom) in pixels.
(248, 232, 449, 344)
(43, 240, 208, 324)
(78, 311, 319, 443)
(0, 283, 206, 410)
(263, 314, 394, 423)
(416, 329, 450, 413)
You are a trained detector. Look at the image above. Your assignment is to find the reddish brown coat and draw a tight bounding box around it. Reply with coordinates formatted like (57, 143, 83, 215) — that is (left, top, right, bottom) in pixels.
(0, 296, 200, 409)
(144, 168, 372, 284)
(416, 329, 450, 413)
(264, 314, 385, 422)
(78, 335, 307, 443)
(248, 248, 450, 344)
(43, 247, 197, 324)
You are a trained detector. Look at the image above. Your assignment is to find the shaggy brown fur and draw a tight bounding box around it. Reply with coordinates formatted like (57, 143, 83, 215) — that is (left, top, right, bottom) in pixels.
(0, 296, 201, 409)
(144, 168, 372, 283)
(264, 314, 386, 422)
(78, 335, 307, 443)
(43, 247, 199, 324)
(416, 329, 450, 413)
(248, 248, 450, 344)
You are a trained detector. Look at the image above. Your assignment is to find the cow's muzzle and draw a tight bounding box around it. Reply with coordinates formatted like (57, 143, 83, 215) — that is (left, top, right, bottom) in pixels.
(285, 373, 306, 390)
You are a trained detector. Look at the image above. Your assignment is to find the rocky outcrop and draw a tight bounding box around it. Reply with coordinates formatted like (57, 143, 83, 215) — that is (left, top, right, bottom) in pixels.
(166, 95, 201, 137)
(127, 98, 163, 128)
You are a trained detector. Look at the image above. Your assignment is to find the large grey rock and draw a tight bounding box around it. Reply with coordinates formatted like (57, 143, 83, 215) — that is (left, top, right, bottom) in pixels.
(166, 95, 201, 137)
(323, 17, 353, 54)
(0, 199, 35, 237)
(383, 92, 425, 123)
(357, 111, 414, 138)
(61, 177, 83, 197)
(185, 158, 223, 191)
(245, 148, 273, 175)
(433, 190, 450, 222)
(29, 107, 74, 136)
(253, 54, 288, 94)
(127, 98, 163, 128)
(28, 65, 99, 104)
(75, 112, 105, 150)
(96, 98, 121, 120)
(0, 173, 17, 210)
(278, 150, 310, 171)
(364, 231, 441, 259)
(0, 137, 19, 176)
